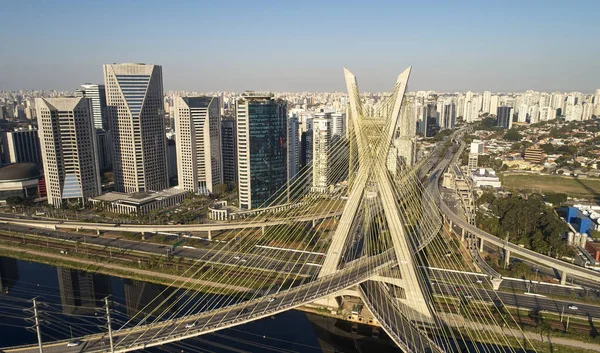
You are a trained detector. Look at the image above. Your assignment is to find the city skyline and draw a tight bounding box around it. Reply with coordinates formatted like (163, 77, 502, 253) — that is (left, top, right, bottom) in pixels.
(1, 0, 599, 93)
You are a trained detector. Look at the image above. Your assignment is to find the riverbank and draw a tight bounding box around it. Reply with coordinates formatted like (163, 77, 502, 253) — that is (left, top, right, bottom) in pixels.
(0, 244, 252, 294)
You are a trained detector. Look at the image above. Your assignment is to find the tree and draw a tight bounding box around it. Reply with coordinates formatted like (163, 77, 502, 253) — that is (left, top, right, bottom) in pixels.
(503, 129, 522, 142)
(5, 196, 24, 206)
(545, 192, 567, 205)
(511, 262, 530, 279)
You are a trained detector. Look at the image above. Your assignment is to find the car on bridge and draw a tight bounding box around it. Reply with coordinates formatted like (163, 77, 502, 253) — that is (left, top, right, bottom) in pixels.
(568, 305, 578, 310)
(185, 322, 196, 328)
(66, 341, 81, 347)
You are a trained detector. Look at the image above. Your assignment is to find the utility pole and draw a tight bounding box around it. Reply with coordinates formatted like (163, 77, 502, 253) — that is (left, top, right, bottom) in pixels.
(104, 297, 114, 353)
(32, 299, 43, 353)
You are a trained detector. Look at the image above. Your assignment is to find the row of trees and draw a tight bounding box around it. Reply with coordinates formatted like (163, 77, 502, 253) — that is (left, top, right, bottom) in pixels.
(476, 193, 573, 258)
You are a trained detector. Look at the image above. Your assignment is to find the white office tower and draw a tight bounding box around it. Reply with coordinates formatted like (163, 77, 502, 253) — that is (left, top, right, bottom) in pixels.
(489, 95, 499, 115)
(456, 95, 465, 117)
(174, 96, 223, 195)
(312, 117, 332, 193)
(288, 114, 300, 180)
(565, 103, 583, 121)
(75, 84, 107, 129)
(331, 112, 345, 137)
(103, 63, 168, 193)
(439, 100, 456, 129)
(36, 97, 101, 207)
(470, 140, 484, 154)
(539, 107, 557, 121)
(517, 104, 529, 123)
(468, 101, 479, 122)
(482, 91, 492, 113)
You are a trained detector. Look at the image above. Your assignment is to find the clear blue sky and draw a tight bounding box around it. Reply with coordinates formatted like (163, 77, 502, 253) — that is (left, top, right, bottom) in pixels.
(1, 0, 599, 92)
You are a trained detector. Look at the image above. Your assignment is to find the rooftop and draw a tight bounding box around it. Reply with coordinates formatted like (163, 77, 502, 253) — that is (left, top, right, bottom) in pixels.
(0, 163, 41, 182)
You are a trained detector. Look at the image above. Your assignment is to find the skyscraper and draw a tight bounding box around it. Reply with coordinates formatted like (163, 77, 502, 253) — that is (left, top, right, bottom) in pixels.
(496, 106, 513, 128)
(312, 117, 332, 193)
(36, 97, 101, 207)
(75, 84, 107, 130)
(174, 96, 222, 195)
(482, 91, 492, 114)
(0, 128, 42, 165)
(236, 93, 287, 209)
(288, 114, 300, 181)
(103, 63, 168, 193)
(95, 129, 112, 171)
(221, 116, 237, 185)
(439, 101, 456, 130)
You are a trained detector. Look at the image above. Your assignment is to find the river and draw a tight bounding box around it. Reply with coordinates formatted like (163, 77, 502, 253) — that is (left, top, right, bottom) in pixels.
(0, 256, 530, 352)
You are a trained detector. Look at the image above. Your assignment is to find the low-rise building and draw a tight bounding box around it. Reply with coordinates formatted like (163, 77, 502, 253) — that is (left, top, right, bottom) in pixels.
(471, 168, 501, 188)
(0, 163, 42, 202)
(524, 146, 545, 164)
(90, 188, 188, 215)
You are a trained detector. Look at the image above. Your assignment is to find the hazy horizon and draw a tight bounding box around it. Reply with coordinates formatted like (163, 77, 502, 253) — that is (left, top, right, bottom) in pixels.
(1, 0, 599, 93)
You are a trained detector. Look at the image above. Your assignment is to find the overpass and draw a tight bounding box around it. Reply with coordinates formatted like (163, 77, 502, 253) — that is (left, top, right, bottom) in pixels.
(432, 135, 600, 285)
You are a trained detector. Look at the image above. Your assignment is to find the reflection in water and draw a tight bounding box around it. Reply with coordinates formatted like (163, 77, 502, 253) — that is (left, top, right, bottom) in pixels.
(0, 257, 529, 352)
(124, 279, 177, 319)
(56, 267, 111, 315)
(0, 257, 19, 294)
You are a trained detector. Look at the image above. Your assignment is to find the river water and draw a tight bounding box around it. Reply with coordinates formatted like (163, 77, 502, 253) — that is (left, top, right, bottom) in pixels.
(0, 257, 528, 352)
(0, 256, 406, 352)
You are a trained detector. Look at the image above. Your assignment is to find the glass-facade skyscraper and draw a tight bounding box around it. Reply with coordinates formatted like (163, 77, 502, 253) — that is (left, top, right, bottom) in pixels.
(236, 93, 287, 210)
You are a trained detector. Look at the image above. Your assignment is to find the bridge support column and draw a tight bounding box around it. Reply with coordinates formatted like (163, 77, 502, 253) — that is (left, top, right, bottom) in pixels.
(261, 225, 265, 237)
(448, 219, 453, 231)
(461, 228, 465, 242)
(491, 278, 503, 291)
(96, 229, 100, 236)
(312, 219, 317, 228)
(561, 271, 567, 285)
(479, 237, 484, 252)
(207, 230, 212, 241)
(504, 249, 511, 267)
(311, 295, 340, 310)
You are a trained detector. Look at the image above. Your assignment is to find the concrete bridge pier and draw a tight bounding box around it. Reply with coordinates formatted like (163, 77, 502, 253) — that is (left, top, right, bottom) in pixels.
(261, 225, 265, 237)
(96, 229, 100, 236)
(461, 228, 465, 242)
(207, 230, 212, 241)
(561, 271, 568, 285)
(479, 237, 484, 252)
(491, 277, 503, 290)
(504, 249, 511, 267)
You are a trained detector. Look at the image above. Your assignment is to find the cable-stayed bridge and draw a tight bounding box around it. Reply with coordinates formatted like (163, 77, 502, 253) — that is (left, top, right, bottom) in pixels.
(1, 67, 550, 353)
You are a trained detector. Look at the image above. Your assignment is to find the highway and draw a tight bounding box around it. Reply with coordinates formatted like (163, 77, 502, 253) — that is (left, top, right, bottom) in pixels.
(3, 250, 395, 353)
(430, 135, 600, 285)
(0, 223, 321, 276)
(360, 280, 443, 353)
(433, 281, 600, 319)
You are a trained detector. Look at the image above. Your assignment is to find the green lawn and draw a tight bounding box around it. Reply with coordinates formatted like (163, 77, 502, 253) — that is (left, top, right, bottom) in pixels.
(500, 174, 600, 199)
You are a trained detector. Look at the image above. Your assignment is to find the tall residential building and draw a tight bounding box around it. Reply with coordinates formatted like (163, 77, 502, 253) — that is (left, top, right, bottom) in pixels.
(174, 96, 222, 195)
(331, 112, 345, 137)
(75, 84, 107, 129)
(103, 63, 168, 193)
(312, 117, 332, 193)
(496, 106, 513, 128)
(489, 95, 499, 115)
(36, 97, 101, 207)
(482, 91, 492, 114)
(221, 116, 237, 185)
(539, 107, 557, 122)
(565, 103, 583, 121)
(288, 114, 300, 181)
(236, 93, 287, 210)
(439, 101, 456, 130)
(0, 128, 42, 165)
